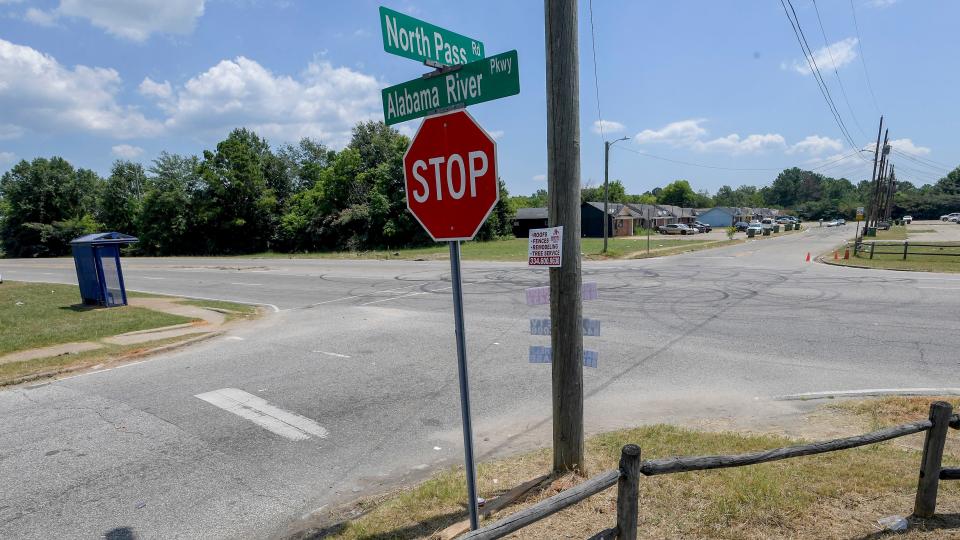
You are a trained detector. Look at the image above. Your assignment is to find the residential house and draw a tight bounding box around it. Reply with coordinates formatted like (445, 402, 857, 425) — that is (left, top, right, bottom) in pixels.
(512, 207, 548, 238)
(581, 202, 635, 238)
(625, 203, 674, 231)
(697, 207, 742, 228)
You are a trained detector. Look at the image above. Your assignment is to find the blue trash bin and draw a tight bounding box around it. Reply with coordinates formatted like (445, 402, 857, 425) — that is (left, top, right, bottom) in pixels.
(70, 232, 139, 307)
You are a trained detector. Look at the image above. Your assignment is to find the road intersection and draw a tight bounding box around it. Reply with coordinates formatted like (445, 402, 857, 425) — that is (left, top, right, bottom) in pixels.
(3, 226, 960, 538)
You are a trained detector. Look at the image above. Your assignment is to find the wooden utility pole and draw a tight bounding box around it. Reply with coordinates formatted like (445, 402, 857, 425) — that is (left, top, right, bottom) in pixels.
(866, 117, 883, 235)
(870, 130, 890, 229)
(603, 140, 610, 253)
(544, 0, 585, 474)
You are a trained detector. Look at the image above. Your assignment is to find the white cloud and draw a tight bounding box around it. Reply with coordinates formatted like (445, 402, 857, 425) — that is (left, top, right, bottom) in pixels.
(592, 119, 625, 134)
(56, 0, 205, 42)
(533, 174, 546, 182)
(0, 124, 24, 140)
(111, 144, 144, 158)
(146, 55, 382, 147)
(634, 119, 707, 145)
(0, 38, 162, 138)
(867, 0, 899, 7)
(24, 8, 57, 26)
(693, 133, 786, 154)
(634, 118, 849, 157)
(488, 130, 504, 140)
(138, 77, 172, 99)
(0, 151, 15, 164)
(791, 38, 858, 75)
(788, 135, 844, 155)
(888, 138, 930, 156)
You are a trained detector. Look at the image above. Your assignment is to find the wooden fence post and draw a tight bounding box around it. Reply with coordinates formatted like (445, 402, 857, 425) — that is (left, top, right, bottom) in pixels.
(914, 401, 953, 518)
(903, 241, 909, 260)
(616, 444, 640, 540)
(870, 242, 876, 259)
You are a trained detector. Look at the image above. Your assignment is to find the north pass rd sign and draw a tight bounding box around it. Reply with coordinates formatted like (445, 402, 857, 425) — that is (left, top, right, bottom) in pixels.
(403, 110, 498, 241)
(382, 50, 519, 125)
(380, 6, 484, 66)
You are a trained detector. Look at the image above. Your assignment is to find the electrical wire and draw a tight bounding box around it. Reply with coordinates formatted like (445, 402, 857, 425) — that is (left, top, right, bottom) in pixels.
(811, 0, 868, 139)
(588, 0, 605, 141)
(849, 0, 883, 115)
(780, 0, 865, 159)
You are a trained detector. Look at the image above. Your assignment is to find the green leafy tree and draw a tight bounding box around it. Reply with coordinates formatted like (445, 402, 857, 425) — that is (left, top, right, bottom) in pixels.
(658, 180, 697, 207)
(193, 129, 279, 254)
(138, 152, 198, 255)
(0, 157, 101, 256)
(99, 160, 145, 234)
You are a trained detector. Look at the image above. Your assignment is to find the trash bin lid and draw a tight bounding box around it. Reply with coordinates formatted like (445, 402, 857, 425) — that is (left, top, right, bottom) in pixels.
(70, 232, 139, 245)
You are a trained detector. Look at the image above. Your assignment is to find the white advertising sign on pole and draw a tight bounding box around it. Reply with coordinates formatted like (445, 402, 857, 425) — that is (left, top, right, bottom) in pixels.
(528, 226, 563, 267)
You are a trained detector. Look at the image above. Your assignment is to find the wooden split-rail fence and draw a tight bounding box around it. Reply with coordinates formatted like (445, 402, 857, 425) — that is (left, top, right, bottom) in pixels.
(461, 401, 958, 540)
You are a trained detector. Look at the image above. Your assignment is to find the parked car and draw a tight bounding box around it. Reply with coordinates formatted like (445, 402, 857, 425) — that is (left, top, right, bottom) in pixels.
(903, 215, 913, 224)
(760, 218, 775, 230)
(657, 223, 693, 235)
(825, 220, 840, 227)
(746, 223, 763, 235)
(734, 221, 749, 232)
(775, 217, 795, 224)
(836, 218, 846, 225)
(940, 213, 960, 222)
(877, 220, 891, 230)
(693, 221, 712, 233)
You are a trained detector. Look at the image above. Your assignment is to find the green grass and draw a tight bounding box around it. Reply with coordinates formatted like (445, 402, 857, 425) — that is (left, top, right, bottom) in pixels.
(834, 241, 960, 272)
(312, 399, 959, 539)
(0, 281, 193, 356)
(0, 335, 200, 386)
(872, 225, 908, 240)
(244, 237, 731, 262)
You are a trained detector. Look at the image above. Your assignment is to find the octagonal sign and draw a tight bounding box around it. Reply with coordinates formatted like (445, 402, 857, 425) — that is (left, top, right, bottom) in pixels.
(403, 110, 498, 241)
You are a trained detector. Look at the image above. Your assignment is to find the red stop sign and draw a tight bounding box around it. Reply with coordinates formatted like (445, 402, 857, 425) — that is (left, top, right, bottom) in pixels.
(404, 110, 498, 241)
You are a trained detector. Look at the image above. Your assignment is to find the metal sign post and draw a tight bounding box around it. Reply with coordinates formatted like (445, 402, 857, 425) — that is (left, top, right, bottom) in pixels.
(448, 240, 479, 529)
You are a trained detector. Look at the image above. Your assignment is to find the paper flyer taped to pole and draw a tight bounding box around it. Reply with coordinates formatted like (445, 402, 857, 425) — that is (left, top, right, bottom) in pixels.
(527, 226, 563, 267)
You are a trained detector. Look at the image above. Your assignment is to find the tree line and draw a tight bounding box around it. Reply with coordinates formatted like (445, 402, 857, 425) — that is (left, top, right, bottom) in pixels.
(511, 166, 960, 222)
(2, 119, 957, 258)
(0, 122, 513, 258)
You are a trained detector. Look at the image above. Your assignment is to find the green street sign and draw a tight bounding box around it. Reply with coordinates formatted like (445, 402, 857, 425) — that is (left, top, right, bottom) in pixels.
(382, 50, 519, 125)
(380, 6, 484, 66)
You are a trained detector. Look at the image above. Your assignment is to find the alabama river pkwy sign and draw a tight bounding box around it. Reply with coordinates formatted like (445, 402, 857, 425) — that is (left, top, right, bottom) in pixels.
(382, 50, 520, 125)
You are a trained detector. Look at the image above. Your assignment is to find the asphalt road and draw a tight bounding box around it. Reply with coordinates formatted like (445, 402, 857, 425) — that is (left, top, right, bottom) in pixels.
(3, 226, 960, 539)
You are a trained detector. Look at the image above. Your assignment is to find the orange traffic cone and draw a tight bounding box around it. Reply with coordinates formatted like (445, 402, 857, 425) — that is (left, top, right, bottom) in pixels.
(805, 252, 811, 262)
(834, 250, 839, 260)
(844, 248, 850, 260)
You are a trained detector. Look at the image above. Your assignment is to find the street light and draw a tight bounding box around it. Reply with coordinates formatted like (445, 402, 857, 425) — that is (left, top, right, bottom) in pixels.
(603, 136, 630, 253)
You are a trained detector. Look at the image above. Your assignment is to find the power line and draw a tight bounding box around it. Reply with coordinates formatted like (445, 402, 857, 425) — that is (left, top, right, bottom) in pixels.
(811, 0, 868, 139)
(588, 0, 605, 140)
(779, 0, 865, 159)
(891, 150, 951, 174)
(891, 149, 956, 171)
(849, 0, 882, 115)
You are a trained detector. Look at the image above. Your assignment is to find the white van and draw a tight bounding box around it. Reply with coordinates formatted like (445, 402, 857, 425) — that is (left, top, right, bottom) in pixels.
(760, 218, 774, 230)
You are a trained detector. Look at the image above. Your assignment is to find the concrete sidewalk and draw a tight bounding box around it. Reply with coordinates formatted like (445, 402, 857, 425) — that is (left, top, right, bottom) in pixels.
(0, 297, 225, 365)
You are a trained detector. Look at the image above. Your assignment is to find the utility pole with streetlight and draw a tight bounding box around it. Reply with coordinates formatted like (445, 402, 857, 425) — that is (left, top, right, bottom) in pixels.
(603, 136, 630, 253)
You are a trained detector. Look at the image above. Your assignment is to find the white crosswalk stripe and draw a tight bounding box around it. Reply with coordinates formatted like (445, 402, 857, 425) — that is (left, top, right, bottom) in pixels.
(195, 388, 328, 441)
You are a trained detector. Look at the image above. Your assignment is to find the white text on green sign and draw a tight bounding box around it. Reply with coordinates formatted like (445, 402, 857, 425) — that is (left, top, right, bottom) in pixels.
(380, 6, 484, 66)
(382, 50, 519, 125)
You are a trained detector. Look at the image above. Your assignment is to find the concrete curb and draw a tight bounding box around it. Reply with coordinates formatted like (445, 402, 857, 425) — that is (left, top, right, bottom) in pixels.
(6, 332, 223, 389)
(774, 388, 960, 401)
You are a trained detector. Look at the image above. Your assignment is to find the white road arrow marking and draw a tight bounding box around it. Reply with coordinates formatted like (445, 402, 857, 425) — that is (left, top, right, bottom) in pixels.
(195, 388, 328, 441)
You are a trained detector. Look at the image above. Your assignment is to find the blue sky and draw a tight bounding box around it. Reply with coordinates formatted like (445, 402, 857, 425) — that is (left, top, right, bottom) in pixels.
(0, 0, 957, 197)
